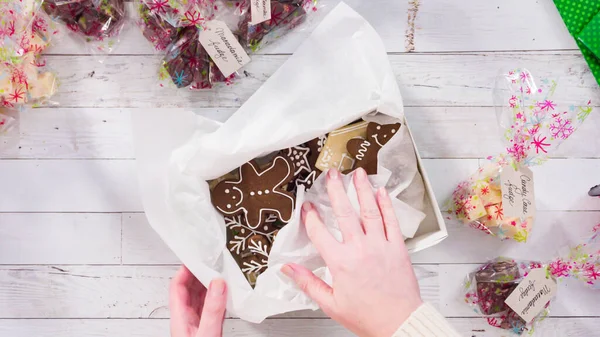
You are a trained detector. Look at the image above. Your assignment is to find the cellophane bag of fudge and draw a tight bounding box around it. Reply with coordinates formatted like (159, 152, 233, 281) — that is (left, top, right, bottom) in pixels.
(227, 0, 321, 52)
(449, 68, 595, 242)
(0, 0, 60, 108)
(133, 4, 434, 322)
(42, 0, 127, 57)
(136, 0, 240, 89)
(135, 0, 321, 90)
(463, 226, 600, 335)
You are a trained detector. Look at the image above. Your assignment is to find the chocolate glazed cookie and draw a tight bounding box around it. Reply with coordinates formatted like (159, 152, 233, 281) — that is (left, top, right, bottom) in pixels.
(211, 156, 296, 229)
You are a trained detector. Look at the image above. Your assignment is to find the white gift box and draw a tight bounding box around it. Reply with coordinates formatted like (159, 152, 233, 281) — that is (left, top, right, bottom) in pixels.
(132, 2, 447, 323)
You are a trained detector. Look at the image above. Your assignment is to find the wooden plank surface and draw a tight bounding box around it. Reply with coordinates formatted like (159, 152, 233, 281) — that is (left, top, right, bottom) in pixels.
(0, 213, 121, 265)
(1, 158, 598, 212)
(0, 265, 436, 319)
(3, 107, 598, 159)
(1, 317, 599, 337)
(0, 264, 598, 319)
(43, 53, 600, 109)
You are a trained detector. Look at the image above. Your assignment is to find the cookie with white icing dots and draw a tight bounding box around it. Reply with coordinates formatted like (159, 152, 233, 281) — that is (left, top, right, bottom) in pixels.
(346, 122, 401, 175)
(211, 156, 295, 229)
(280, 136, 327, 192)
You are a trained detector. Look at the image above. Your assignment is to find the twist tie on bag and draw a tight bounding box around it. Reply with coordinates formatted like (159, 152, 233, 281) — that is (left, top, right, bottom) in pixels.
(449, 68, 595, 242)
(464, 225, 600, 335)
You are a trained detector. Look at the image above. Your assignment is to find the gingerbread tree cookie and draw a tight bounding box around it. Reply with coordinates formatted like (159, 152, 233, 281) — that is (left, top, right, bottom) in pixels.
(346, 122, 401, 175)
(211, 156, 295, 229)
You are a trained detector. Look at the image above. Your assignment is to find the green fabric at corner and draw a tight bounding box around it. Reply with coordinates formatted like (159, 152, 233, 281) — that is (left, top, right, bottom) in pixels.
(554, 0, 600, 87)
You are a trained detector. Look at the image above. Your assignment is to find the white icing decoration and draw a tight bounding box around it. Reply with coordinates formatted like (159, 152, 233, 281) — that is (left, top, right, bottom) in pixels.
(248, 238, 270, 258)
(225, 216, 276, 254)
(241, 238, 270, 274)
(317, 135, 327, 152)
(258, 191, 262, 195)
(225, 189, 230, 193)
(227, 204, 232, 209)
(295, 170, 317, 189)
(218, 157, 295, 229)
(355, 140, 371, 161)
(241, 258, 268, 274)
(371, 134, 385, 147)
(285, 146, 311, 176)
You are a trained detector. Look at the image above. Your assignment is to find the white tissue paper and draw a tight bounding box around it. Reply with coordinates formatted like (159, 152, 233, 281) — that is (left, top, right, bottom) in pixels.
(132, 2, 447, 323)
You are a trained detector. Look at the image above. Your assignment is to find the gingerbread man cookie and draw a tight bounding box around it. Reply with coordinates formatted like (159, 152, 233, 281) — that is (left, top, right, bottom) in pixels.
(346, 122, 401, 175)
(211, 156, 295, 229)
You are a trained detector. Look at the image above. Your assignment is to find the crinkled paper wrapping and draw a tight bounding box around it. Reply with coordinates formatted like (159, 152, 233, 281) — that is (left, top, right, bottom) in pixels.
(133, 3, 431, 322)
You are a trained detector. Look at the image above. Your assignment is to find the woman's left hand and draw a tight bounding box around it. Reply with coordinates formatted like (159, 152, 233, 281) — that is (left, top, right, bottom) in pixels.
(169, 266, 228, 337)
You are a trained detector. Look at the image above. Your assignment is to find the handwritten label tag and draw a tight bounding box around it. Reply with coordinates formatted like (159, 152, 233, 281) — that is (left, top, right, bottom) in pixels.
(500, 165, 536, 219)
(251, 0, 271, 25)
(199, 20, 251, 78)
(505, 268, 557, 323)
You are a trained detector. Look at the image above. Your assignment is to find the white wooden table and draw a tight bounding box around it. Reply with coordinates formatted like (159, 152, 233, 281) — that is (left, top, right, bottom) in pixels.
(2, 1, 600, 336)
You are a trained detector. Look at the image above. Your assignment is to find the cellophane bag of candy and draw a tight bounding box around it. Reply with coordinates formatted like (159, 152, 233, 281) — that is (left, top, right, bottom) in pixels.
(551, 224, 600, 290)
(464, 226, 600, 335)
(136, 0, 321, 90)
(42, 0, 127, 56)
(464, 258, 553, 335)
(235, 0, 320, 52)
(449, 68, 595, 242)
(0, 0, 60, 108)
(136, 0, 233, 89)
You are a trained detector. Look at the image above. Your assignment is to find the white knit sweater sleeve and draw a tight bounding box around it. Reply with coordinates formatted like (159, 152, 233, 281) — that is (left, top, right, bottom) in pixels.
(392, 303, 462, 337)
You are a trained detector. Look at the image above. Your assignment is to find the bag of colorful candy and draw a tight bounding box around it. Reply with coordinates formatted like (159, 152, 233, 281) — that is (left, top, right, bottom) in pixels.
(463, 226, 600, 335)
(233, 0, 321, 52)
(449, 68, 595, 242)
(42, 0, 127, 57)
(135, 0, 322, 90)
(136, 0, 238, 89)
(1, 0, 60, 107)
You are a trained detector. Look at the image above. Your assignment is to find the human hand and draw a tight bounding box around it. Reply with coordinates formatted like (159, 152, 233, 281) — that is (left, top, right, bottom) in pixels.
(169, 266, 227, 337)
(282, 167, 423, 337)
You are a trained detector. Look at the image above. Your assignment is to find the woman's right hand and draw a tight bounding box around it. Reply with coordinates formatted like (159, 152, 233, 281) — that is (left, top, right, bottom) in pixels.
(282, 167, 423, 337)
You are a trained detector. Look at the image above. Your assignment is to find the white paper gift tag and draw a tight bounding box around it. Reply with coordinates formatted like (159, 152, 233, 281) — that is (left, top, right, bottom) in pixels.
(199, 20, 251, 78)
(505, 268, 557, 323)
(251, 0, 272, 25)
(500, 165, 535, 219)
